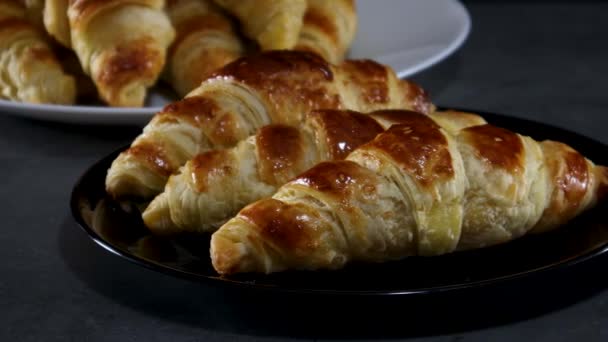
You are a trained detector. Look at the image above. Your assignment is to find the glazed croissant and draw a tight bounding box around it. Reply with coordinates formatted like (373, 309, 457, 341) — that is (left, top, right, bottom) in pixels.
(212, 0, 307, 50)
(67, 0, 175, 107)
(295, 0, 357, 64)
(143, 109, 486, 235)
(105, 51, 434, 200)
(211, 110, 608, 275)
(164, 0, 244, 98)
(0, 0, 76, 104)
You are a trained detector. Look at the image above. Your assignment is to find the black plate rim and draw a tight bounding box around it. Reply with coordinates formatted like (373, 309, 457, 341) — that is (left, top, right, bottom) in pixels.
(69, 107, 608, 296)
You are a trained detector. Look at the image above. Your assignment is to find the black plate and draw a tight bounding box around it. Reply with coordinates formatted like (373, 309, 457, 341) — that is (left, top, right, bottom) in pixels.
(70, 109, 608, 296)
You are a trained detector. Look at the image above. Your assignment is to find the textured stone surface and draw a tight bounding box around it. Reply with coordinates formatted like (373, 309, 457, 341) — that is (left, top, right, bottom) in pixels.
(1, 3, 607, 341)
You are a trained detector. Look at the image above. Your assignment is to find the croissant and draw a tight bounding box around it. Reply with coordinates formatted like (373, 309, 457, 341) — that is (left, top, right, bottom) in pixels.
(0, 0, 76, 104)
(143, 109, 486, 235)
(105, 50, 435, 200)
(295, 0, 357, 64)
(210, 110, 608, 275)
(212, 0, 307, 50)
(67, 0, 175, 107)
(164, 0, 244, 97)
(43, 0, 71, 47)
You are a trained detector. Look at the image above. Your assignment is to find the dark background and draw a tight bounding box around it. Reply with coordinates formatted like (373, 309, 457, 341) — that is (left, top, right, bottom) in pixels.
(1, 1, 607, 341)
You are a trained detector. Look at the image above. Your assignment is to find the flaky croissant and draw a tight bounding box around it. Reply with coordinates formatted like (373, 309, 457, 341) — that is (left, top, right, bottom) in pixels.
(143, 109, 485, 235)
(212, 0, 307, 50)
(67, 0, 175, 107)
(0, 0, 76, 104)
(211, 110, 608, 275)
(164, 0, 244, 97)
(105, 50, 434, 201)
(295, 0, 357, 64)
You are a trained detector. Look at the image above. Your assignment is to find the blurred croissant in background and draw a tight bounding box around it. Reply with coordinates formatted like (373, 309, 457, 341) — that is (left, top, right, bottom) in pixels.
(295, 0, 357, 64)
(66, 0, 175, 107)
(0, 0, 76, 104)
(164, 0, 244, 98)
(0, 0, 360, 107)
(212, 0, 307, 50)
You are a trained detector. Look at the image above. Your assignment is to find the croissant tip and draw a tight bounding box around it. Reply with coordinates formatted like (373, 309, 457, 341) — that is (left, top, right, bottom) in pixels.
(210, 233, 247, 275)
(141, 194, 177, 236)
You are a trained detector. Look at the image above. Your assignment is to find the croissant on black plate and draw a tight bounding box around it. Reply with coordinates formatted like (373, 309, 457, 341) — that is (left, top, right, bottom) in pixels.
(143, 109, 486, 235)
(211, 110, 608, 275)
(105, 50, 434, 201)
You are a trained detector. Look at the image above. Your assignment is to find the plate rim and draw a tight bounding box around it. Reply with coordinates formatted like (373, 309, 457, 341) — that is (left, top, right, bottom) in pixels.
(69, 107, 608, 296)
(392, 0, 471, 79)
(1, 0, 471, 125)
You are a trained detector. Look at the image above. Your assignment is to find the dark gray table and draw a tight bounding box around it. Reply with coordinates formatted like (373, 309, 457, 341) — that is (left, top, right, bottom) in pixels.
(2, 2, 607, 341)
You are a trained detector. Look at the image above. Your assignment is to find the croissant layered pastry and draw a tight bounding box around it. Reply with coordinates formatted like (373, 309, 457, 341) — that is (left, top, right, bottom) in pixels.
(105, 51, 434, 200)
(0, 0, 76, 104)
(212, 0, 307, 51)
(210, 110, 608, 275)
(164, 0, 244, 97)
(143, 109, 486, 235)
(295, 0, 357, 64)
(5, 0, 362, 107)
(67, 0, 175, 107)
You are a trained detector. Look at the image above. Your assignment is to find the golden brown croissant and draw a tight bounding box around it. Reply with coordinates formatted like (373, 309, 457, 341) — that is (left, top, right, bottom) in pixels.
(164, 0, 244, 97)
(21, 0, 97, 101)
(212, 0, 307, 50)
(67, 0, 175, 107)
(0, 0, 76, 104)
(295, 0, 357, 64)
(211, 110, 608, 275)
(143, 109, 485, 235)
(105, 51, 434, 201)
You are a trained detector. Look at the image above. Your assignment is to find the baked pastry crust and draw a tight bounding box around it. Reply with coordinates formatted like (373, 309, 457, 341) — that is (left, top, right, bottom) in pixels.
(210, 110, 608, 274)
(295, 0, 357, 64)
(164, 0, 244, 97)
(67, 0, 175, 107)
(106, 51, 434, 200)
(142, 109, 486, 235)
(0, 0, 76, 104)
(212, 0, 307, 50)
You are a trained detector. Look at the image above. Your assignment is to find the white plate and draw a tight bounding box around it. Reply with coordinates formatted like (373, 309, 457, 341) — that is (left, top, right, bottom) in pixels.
(0, 0, 470, 126)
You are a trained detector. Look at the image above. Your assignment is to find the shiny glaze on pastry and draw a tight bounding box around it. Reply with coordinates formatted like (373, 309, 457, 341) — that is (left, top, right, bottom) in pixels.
(211, 110, 607, 274)
(142, 109, 483, 235)
(106, 51, 434, 200)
